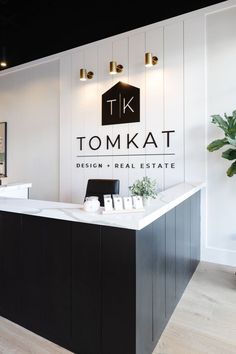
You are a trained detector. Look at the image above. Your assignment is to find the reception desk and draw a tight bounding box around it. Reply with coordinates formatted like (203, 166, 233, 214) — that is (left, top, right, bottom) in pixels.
(0, 182, 204, 354)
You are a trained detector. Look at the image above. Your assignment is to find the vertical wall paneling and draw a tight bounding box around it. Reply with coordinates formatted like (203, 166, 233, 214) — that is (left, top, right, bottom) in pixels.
(97, 41, 113, 181)
(164, 22, 184, 188)
(66, 17, 206, 203)
(112, 37, 129, 196)
(206, 6, 236, 264)
(128, 32, 146, 187)
(71, 50, 87, 203)
(184, 16, 206, 183)
(145, 27, 164, 190)
(83, 45, 99, 192)
(60, 55, 72, 202)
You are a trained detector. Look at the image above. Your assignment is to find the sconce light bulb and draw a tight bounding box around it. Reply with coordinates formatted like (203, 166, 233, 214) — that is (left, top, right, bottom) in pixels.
(0, 61, 7, 68)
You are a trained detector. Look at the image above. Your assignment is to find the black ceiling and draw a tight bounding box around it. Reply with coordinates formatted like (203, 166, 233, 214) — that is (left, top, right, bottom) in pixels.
(0, 0, 224, 69)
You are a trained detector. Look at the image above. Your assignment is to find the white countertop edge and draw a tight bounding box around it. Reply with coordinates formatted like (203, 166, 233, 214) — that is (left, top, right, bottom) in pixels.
(136, 182, 205, 230)
(0, 182, 205, 230)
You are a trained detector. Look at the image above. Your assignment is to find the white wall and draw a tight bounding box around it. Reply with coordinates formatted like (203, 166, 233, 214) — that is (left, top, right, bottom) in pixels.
(60, 16, 206, 204)
(204, 6, 236, 266)
(0, 0, 235, 266)
(0, 60, 60, 201)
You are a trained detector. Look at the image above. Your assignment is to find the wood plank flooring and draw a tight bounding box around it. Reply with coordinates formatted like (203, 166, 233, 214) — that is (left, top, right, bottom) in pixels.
(154, 261, 236, 354)
(0, 261, 235, 354)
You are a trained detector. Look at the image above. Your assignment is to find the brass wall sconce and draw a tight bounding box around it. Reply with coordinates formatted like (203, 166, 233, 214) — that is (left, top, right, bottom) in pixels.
(80, 68, 94, 81)
(145, 52, 158, 67)
(109, 61, 123, 75)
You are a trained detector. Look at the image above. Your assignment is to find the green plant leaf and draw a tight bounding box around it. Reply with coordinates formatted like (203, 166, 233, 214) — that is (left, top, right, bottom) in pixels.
(129, 176, 158, 198)
(211, 115, 228, 132)
(226, 116, 236, 138)
(226, 137, 236, 147)
(227, 161, 236, 177)
(222, 148, 236, 160)
(207, 138, 229, 152)
(207, 110, 236, 177)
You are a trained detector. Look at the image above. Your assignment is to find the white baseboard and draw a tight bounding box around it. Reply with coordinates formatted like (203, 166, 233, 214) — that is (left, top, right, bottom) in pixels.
(201, 246, 236, 267)
(200, 188, 236, 268)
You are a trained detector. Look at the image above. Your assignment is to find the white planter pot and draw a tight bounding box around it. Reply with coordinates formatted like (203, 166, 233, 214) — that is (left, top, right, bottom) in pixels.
(143, 197, 151, 207)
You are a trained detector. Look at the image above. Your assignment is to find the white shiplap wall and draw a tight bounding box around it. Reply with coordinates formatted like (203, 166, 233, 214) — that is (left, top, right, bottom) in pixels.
(60, 16, 205, 204)
(205, 6, 236, 266)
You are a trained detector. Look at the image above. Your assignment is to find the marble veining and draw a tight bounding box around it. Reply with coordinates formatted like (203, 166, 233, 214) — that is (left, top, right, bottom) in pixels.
(0, 182, 205, 230)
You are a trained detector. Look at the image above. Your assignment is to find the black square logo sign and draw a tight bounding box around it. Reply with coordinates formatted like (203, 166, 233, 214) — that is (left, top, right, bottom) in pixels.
(102, 81, 140, 126)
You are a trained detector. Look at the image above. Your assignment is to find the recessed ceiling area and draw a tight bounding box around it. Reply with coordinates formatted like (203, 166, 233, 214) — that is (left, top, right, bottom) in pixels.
(0, 0, 225, 68)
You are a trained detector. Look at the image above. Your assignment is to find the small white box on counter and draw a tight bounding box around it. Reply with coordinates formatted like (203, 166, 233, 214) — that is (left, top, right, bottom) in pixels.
(112, 194, 123, 211)
(132, 196, 143, 209)
(123, 196, 133, 210)
(104, 194, 113, 211)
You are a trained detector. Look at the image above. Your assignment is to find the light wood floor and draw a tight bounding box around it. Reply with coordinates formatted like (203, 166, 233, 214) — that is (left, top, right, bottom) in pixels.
(0, 262, 235, 354)
(154, 262, 236, 354)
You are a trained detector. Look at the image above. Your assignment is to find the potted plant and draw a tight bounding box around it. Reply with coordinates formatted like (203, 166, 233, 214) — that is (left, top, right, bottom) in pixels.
(207, 110, 236, 177)
(129, 176, 158, 206)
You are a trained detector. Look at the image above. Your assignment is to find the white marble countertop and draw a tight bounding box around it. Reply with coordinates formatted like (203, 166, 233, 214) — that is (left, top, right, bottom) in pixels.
(0, 182, 205, 230)
(0, 182, 32, 190)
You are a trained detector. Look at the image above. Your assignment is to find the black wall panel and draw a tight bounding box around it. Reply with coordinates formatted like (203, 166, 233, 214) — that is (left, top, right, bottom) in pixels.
(71, 222, 101, 354)
(101, 226, 136, 354)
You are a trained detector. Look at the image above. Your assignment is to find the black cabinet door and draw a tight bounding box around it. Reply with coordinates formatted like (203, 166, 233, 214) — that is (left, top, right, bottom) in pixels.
(71, 223, 101, 354)
(176, 200, 191, 301)
(19, 215, 45, 331)
(19, 215, 71, 348)
(176, 202, 185, 301)
(0, 211, 21, 322)
(153, 215, 166, 343)
(41, 218, 71, 347)
(185, 198, 192, 282)
(190, 192, 201, 273)
(136, 224, 153, 354)
(102, 226, 136, 354)
(165, 208, 176, 320)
